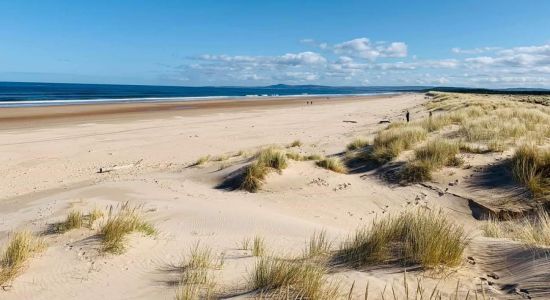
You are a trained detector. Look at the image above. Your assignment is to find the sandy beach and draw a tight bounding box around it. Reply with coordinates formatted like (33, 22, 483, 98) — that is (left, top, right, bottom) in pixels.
(1, 93, 548, 299)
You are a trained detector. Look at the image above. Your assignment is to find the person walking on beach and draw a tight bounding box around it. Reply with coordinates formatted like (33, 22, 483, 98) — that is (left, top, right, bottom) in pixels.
(406, 110, 410, 123)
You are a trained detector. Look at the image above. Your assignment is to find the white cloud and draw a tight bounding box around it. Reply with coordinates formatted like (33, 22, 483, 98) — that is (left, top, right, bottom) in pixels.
(279, 71, 319, 81)
(197, 51, 326, 66)
(277, 52, 326, 65)
(168, 41, 550, 87)
(451, 47, 500, 54)
(465, 44, 550, 69)
(333, 38, 407, 60)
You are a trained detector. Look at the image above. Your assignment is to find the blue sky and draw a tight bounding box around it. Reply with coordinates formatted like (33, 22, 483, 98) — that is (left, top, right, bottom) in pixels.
(1, 1, 550, 87)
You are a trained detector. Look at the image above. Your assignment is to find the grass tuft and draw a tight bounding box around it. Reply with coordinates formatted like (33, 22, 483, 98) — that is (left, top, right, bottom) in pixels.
(88, 207, 104, 227)
(240, 148, 288, 192)
(399, 161, 432, 183)
(370, 126, 428, 164)
(305, 230, 331, 258)
(306, 154, 323, 161)
(0, 231, 45, 285)
(249, 257, 339, 299)
(240, 162, 268, 193)
(316, 157, 347, 173)
(483, 210, 550, 247)
(257, 148, 288, 171)
(289, 140, 303, 148)
(99, 204, 155, 253)
(64, 210, 84, 231)
(239, 237, 251, 250)
(252, 236, 266, 257)
(193, 155, 211, 166)
(400, 140, 461, 183)
(55, 208, 105, 233)
(347, 138, 369, 151)
(336, 209, 467, 269)
(176, 243, 219, 300)
(511, 144, 550, 201)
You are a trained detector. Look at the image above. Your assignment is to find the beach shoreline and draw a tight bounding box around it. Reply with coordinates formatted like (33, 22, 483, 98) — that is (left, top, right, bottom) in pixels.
(0, 93, 406, 129)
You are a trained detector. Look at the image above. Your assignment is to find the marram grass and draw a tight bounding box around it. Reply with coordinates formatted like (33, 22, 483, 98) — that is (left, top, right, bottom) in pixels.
(0, 231, 45, 285)
(316, 157, 347, 173)
(99, 204, 155, 254)
(336, 209, 468, 269)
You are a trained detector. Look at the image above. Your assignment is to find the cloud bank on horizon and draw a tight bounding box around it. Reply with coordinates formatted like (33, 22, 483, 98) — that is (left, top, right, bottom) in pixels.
(159, 38, 550, 88)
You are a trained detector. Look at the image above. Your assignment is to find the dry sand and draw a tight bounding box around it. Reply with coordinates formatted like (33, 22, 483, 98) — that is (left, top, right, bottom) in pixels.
(0, 94, 545, 299)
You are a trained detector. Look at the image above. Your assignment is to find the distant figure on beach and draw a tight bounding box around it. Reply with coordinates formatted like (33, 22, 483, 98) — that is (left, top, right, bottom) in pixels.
(406, 110, 410, 122)
(429, 111, 433, 118)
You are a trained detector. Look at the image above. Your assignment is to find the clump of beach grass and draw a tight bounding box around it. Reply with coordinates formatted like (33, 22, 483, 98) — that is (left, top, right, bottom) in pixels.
(257, 147, 288, 171)
(249, 257, 339, 299)
(510, 144, 550, 201)
(316, 157, 347, 173)
(240, 162, 268, 192)
(306, 154, 323, 161)
(336, 209, 467, 269)
(55, 208, 105, 232)
(193, 155, 211, 166)
(418, 115, 452, 132)
(305, 230, 331, 258)
(176, 243, 219, 300)
(346, 138, 369, 151)
(88, 208, 104, 227)
(289, 140, 303, 148)
(482, 210, 550, 247)
(361, 272, 488, 300)
(399, 161, 433, 183)
(286, 151, 304, 161)
(0, 231, 45, 286)
(369, 126, 428, 164)
(286, 151, 324, 162)
(252, 236, 266, 257)
(400, 140, 461, 183)
(458, 142, 488, 154)
(212, 154, 228, 162)
(239, 237, 251, 250)
(99, 204, 155, 253)
(240, 148, 288, 192)
(63, 210, 83, 231)
(185, 243, 215, 270)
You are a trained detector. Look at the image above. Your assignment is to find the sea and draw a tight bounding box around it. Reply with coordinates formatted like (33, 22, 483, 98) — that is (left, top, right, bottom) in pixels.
(0, 81, 430, 107)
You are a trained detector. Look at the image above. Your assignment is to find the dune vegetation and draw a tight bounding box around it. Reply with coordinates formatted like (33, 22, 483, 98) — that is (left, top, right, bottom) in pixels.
(0, 231, 45, 286)
(289, 139, 303, 148)
(193, 155, 211, 166)
(55, 208, 105, 233)
(343, 92, 550, 188)
(252, 235, 266, 257)
(511, 144, 550, 202)
(240, 148, 288, 192)
(483, 209, 550, 247)
(316, 157, 347, 173)
(176, 243, 221, 300)
(305, 230, 332, 258)
(400, 140, 462, 183)
(346, 138, 369, 151)
(285, 151, 322, 161)
(99, 204, 156, 253)
(249, 257, 339, 299)
(335, 209, 468, 269)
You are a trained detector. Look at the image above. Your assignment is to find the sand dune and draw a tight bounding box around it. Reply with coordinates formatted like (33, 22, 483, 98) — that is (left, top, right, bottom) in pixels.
(1, 93, 548, 299)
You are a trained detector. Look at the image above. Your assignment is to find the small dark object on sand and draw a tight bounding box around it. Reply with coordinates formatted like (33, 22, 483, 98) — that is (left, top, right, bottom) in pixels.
(378, 120, 391, 124)
(343, 120, 358, 123)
